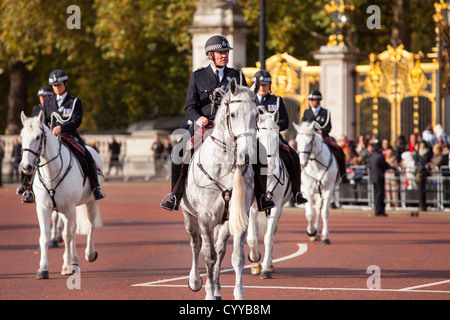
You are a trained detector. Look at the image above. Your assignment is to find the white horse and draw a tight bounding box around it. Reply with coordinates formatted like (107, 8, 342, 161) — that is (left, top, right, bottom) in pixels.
(20, 111, 103, 279)
(293, 122, 341, 244)
(181, 78, 259, 300)
(247, 105, 291, 279)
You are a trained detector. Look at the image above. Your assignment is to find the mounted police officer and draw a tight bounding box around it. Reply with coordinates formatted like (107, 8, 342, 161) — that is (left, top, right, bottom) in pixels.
(20, 86, 54, 203)
(253, 70, 308, 205)
(160, 35, 275, 212)
(43, 69, 105, 200)
(301, 90, 348, 182)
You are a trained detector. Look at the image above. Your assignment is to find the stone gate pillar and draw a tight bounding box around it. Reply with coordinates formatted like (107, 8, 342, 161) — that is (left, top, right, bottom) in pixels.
(313, 46, 359, 140)
(188, 0, 250, 71)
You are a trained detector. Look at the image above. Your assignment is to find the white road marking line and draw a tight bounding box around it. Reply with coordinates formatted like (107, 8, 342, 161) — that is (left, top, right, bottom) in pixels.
(400, 279, 450, 291)
(139, 284, 450, 294)
(132, 243, 308, 287)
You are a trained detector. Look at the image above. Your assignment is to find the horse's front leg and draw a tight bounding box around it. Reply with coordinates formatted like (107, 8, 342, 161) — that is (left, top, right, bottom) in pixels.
(232, 230, 246, 300)
(213, 223, 230, 300)
(303, 189, 317, 240)
(36, 205, 51, 279)
(60, 208, 79, 275)
(84, 202, 98, 262)
(184, 212, 202, 293)
(246, 204, 261, 275)
(320, 191, 332, 244)
(260, 207, 281, 279)
(200, 222, 217, 300)
(49, 210, 59, 248)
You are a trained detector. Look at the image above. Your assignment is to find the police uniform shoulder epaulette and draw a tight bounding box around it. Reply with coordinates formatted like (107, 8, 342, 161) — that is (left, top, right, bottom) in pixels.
(193, 66, 207, 73)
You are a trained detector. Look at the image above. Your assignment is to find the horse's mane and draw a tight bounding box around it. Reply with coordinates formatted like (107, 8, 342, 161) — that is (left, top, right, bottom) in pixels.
(214, 85, 254, 123)
(299, 121, 323, 141)
(258, 111, 279, 131)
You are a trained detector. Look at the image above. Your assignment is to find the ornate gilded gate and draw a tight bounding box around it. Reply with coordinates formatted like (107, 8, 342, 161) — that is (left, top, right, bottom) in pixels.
(355, 45, 439, 143)
(242, 53, 320, 138)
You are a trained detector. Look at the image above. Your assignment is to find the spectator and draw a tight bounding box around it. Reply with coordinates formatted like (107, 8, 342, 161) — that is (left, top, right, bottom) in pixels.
(394, 134, 407, 163)
(162, 137, 173, 180)
(408, 133, 418, 153)
(369, 142, 391, 217)
(9, 139, 22, 183)
(401, 151, 418, 190)
(152, 135, 164, 175)
(415, 141, 431, 169)
(434, 124, 449, 146)
(422, 125, 437, 148)
(355, 134, 368, 156)
(385, 149, 400, 208)
(381, 138, 393, 156)
(108, 137, 121, 175)
(428, 143, 448, 169)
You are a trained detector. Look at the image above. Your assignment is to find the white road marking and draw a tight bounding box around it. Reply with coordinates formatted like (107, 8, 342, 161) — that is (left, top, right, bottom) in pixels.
(132, 243, 307, 287)
(400, 279, 450, 291)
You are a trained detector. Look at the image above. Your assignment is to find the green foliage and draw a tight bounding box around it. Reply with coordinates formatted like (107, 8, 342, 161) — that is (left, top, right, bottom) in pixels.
(0, 0, 439, 133)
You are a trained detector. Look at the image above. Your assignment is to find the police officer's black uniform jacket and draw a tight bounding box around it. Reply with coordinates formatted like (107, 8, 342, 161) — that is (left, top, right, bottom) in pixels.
(184, 65, 247, 124)
(301, 106, 332, 137)
(257, 93, 289, 133)
(31, 104, 44, 117)
(43, 93, 85, 146)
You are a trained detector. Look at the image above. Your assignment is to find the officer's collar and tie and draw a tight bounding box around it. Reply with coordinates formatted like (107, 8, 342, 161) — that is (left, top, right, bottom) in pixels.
(311, 105, 322, 117)
(57, 92, 68, 110)
(256, 94, 267, 105)
(210, 65, 225, 86)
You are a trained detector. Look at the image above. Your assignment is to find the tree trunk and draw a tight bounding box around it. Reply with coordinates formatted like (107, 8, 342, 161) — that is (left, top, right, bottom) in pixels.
(6, 61, 27, 135)
(391, 0, 411, 50)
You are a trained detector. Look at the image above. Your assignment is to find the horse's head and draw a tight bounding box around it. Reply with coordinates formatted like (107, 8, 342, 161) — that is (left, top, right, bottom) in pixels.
(216, 78, 259, 167)
(293, 121, 316, 168)
(257, 105, 280, 171)
(20, 111, 46, 174)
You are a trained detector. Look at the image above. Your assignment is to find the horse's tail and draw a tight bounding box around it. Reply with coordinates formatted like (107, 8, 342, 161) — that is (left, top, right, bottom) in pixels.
(75, 204, 102, 235)
(228, 169, 248, 235)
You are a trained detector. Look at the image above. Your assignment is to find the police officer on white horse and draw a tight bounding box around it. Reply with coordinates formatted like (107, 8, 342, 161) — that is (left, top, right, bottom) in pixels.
(253, 70, 308, 205)
(43, 69, 105, 200)
(160, 35, 275, 212)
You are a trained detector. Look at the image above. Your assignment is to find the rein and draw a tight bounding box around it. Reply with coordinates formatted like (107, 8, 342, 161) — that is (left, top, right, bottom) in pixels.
(22, 126, 74, 211)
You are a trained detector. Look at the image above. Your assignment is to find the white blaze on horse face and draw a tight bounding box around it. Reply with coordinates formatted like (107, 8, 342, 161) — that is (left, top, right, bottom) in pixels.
(20, 119, 41, 174)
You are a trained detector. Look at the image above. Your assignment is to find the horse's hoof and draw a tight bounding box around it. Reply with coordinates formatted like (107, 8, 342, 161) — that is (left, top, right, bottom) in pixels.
(306, 229, 317, 237)
(49, 240, 58, 248)
(35, 270, 49, 279)
(215, 296, 222, 300)
(260, 270, 272, 279)
(321, 239, 331, 245)
(61, 266, 76, 276)
(87, 251, 98, 262)
(248, 251, 261, 263)
(268, 264, 275, 272)
(188, 277, 203, 292)
(251, 262, 262, 275)
(309, 235, 321, 242)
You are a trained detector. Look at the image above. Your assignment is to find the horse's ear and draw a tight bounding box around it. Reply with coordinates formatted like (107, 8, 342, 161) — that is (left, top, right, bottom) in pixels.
(250, 76, 260, 96)
(229, 78, 238, 95)
(37, 110, 45, 125)
(20, 111, 27, 125)
(257, 105, 266, 115)
(292, 122, 301, 133)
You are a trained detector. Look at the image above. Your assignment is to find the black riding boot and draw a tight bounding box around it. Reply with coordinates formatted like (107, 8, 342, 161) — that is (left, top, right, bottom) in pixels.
(160, 161, 188, 211)
(86, 150, 105, 200)
(279, 146, 308, 205)
(254, 141, 275, 211)
(20, 173, 35, 203)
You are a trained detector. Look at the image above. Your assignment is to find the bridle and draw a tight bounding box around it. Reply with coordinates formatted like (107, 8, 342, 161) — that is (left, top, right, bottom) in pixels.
(21, 125, 73, 210)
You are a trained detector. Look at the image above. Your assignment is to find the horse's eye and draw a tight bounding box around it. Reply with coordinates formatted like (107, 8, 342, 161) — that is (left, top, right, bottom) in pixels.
(230, 113, 236, 118)
(35, 135, 40, 140)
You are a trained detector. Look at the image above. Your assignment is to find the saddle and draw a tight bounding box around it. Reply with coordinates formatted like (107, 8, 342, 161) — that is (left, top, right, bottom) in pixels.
(323, 136, 346, 176)
(60, 134, 89, 183)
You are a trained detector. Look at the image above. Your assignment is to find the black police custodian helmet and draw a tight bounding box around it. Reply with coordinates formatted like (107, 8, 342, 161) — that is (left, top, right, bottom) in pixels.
(48, 69, 68, 85)
(253, 70, 272, 84)
(308, 90, 322, 100)
(37, 86, 53, 97)
(204, 35, 233, 55)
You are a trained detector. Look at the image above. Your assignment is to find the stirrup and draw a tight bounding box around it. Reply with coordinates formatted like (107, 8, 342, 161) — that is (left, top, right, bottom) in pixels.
(160, 193, 179, 211)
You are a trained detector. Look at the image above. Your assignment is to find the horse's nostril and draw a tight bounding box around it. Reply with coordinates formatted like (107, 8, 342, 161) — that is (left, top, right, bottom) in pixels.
(245, 154, 249, 165)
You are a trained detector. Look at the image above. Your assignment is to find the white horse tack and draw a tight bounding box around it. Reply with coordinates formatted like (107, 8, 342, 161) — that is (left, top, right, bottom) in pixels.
(20, 111, 103, 279)
(247, 105, 292, 279)
(293, 122, 340, 244)
(181, 78, 259, 300)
